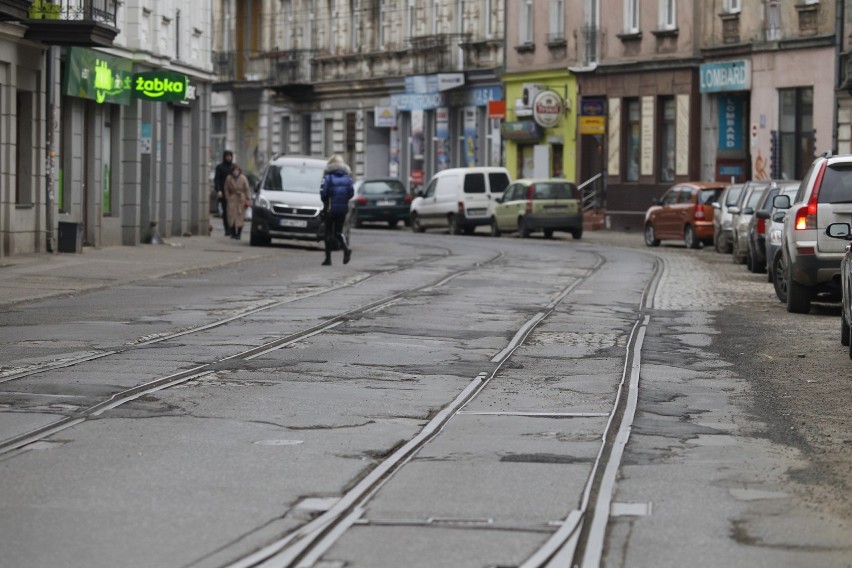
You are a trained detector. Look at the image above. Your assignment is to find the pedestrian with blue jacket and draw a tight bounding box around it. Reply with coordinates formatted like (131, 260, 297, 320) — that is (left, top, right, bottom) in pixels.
(320, 155, 355, 266)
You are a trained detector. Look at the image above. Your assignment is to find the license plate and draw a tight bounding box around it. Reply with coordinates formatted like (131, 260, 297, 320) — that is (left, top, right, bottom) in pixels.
(377, 200, 395, 206)
(544, 206, 567, 212)
(279, 218, 307, 228)
(467, 208, 486, 216)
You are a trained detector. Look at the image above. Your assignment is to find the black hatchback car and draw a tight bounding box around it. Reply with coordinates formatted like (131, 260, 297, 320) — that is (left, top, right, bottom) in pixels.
(348, 178, 412, 228)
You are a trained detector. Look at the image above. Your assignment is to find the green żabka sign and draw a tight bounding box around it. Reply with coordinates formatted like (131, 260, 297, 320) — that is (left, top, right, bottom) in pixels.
(66, 48, 189, 104)
(132, 71, 187, 102)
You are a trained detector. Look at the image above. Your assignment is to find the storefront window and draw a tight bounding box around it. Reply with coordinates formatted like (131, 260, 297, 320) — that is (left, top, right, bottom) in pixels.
(659, 97, 675, 182)
(779, 87, 813, 180)
(625, 98, 640, 182)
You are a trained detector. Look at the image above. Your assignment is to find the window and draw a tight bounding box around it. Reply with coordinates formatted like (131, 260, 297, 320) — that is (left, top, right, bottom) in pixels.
(380, 2, 389, 48)
(351, 0, 361, 52)
(662, 188, 680, 205)
(302, 114, 312, 155)
(659, 97, 675, 182)
(779, 87, 814, 181)
(324, 118, 335, 157)
(306, 0, 314, 49)
(765, 0, 781, 41)
(280, 116, 291, 155)
(549, 0, 565, 39)
(725, 0, 741, 14)
(463, 174, 486, 194)
(625, 98, 641, 182)
(406, 0, 414, 45)
(282, 0, 292, 49)
(520, 0, 533, 44)
(211, 112, 227, 166)
(15, 91, 34, 205)
(432, 0, 439, 36)
(624, 0, 639, 33)
(585, 0, 599, 64)
(659, 0, 675, 29)
(484, 0, 493, 38)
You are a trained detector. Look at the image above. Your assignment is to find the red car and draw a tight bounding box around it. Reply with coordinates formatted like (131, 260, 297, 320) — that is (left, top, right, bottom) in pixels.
(644, 182, 727, 248)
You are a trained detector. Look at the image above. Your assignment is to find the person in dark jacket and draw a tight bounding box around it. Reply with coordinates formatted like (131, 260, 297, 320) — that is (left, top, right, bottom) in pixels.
(214, 150, 234, 235)
(319, 155, 355, 266)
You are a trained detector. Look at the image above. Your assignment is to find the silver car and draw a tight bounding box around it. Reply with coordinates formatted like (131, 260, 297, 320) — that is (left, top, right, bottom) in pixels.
(756, 184, 799, 294)
(729, 181, 771, 264)
(712, 183, 744, 253)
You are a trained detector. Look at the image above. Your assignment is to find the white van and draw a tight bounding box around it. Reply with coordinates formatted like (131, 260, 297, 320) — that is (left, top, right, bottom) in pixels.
(410, 167, 511, 234)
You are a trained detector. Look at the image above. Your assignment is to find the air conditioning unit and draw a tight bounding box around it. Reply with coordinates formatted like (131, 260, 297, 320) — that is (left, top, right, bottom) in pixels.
(516, 83, 547, 117)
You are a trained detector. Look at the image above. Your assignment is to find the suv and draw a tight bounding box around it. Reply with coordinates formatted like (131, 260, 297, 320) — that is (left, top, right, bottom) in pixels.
(779, 153, 852, 313)
(250, 156, 328, 246)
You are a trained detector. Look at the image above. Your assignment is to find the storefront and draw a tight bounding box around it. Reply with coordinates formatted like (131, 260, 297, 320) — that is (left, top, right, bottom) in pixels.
(699, 59, 751, 183)
(501, 71, 578, 183)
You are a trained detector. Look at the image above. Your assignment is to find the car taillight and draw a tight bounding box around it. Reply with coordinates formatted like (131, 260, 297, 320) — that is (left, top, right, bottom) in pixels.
(796, 161, 826, 230)
(694, 206, 705, 220)
(355, 196, 368, 205)
(756, 217, 766, 234)
(527, 185, 535, 214)
(458, 201, 465, 215)
(404, 194, 413, 203)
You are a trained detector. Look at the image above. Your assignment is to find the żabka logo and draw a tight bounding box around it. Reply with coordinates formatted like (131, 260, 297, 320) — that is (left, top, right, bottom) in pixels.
(136, 76, 185, 98)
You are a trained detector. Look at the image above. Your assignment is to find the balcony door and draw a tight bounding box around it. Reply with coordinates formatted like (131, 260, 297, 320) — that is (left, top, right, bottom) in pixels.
(236, 0, 263, 80)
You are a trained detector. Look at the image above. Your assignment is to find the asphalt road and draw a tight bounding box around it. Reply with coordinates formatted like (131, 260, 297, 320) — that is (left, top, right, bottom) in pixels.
(0, 226, 849, 568)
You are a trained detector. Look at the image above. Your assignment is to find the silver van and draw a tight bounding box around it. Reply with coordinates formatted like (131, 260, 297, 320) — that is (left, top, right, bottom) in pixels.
(250, 156, 328, 246)
(409, 167, 511, 234)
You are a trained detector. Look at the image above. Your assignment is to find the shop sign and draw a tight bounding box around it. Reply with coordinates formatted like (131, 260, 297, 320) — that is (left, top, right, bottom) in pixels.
(500, 121, 543, 141)
(580, 116, 606, 135)
(374, 106, 397, 127)
(447, 86, 503, 108)
(436, 73, 464, 91)
(390, 92, 445, 111)
(533, 91, 563, 128)
(719, 95, 744, 151)
(580, 97, 606, 116)
(488, 100, 506, 119)
(132, 71, 188, 102)
(700, 60, 751, 93)
(65, 47, 133, 105)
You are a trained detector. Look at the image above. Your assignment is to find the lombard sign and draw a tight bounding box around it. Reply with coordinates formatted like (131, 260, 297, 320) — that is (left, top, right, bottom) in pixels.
(533, 90, 563, 128)
(133, 71, 188, 102)
(700, 60, 751, 93)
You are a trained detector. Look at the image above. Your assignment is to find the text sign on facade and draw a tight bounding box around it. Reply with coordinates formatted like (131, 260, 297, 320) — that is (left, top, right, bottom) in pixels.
(699, 60, 751, 93)
(580, 97, 606, 116)
(580, 116, 606, 135)
(132, 71, 188, 102)
(65, 47, 133, 105)
(533, 91, 564, 128)
(718, 95, 744, 151)
(374, 106, 397, 127)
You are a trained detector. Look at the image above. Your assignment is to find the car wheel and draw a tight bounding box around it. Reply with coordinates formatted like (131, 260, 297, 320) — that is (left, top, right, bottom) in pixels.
(842, 310, 850, 347)
(571, 227, 583, 240)
(745, 249, 754, 271)
(448, 214, 462, 235)
(749, 246, 766, 274)
(519, 217, 531, 238)
(388, 219, 398, 229)
(772, 255, 788, 303)
(644, 223, 660, 247)
(411, 213, 426, 233)
(543, 229, 554, 239)
(714, 230, 724, 253)
(490, 217, 501, 237)
(786, 259, 812, 314)
(684, 225, 700, 249)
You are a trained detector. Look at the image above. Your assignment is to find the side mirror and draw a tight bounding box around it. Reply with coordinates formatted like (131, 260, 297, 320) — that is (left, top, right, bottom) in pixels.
(755, 210, 770, 219)
(728, 206, 741, 215)
(651, 197, 662, 205)
(773, 195, 791, 210)
(743, 207, 754, 215)
(826, 222, 852, 239)
(772, 211, 787, 223)
(712, 202, 721, 210)
(495, 197, 503, 204)
(415, 190, 424, 198)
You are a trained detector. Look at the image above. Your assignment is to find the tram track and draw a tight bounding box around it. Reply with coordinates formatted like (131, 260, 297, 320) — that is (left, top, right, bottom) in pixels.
(220, 253, 664, 568)
(0, 248, 502, 458)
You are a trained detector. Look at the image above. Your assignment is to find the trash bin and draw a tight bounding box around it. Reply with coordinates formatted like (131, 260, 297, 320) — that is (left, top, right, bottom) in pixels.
(57, 221, 83, 253)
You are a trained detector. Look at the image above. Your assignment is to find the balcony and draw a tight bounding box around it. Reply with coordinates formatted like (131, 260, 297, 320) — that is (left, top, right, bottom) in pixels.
(214, 50, 316, 96)
(24, 0, 118, 47)
(410, 33, 469, 74)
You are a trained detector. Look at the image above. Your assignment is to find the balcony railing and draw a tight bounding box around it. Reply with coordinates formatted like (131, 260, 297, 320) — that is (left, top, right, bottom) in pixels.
(28, 0, 116, 26)
(24, 0, 118, 46)
(214, 50, 316, 86)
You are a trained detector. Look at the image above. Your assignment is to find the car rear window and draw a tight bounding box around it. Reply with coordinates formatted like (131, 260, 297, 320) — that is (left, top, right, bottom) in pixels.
(818, 165, 852, 204)
(264, 163, 325, 193)
(489, 173, 510, 194)
(463, 173, 486, 194)
(699, 188, 722, 205)
(533, 182, 579, 200)
(726, 185, 744, 206)
(746, 187, 766, 209)
(362, 181, 406, 196)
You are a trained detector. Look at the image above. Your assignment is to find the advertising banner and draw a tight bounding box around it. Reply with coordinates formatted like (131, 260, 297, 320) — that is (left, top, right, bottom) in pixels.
(436, 107, 450, 171)
(464, 107, 478, 167)
(718, 95, 744, 151)
(132, 71, 188, 102)
(65, 47, 132, 105)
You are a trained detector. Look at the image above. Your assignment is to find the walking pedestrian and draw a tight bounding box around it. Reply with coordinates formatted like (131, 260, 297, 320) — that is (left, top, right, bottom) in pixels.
(224, 164, 252, 240)
(214, 150, 234, 235)
(320, 155, 355, 266)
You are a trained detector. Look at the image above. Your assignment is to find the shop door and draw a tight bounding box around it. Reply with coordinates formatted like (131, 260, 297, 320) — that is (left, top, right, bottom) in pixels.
(580, 134, 604, 206)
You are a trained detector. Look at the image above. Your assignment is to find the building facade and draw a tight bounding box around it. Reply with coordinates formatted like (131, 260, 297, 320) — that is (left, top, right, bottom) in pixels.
(212, 0, 504, 192)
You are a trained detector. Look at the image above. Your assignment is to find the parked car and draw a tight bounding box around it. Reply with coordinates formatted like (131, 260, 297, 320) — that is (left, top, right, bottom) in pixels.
(490, 179, 583, 239)
(779, 152, 852, 313)
(410, 167, 511, 234)
(757, 185, 800, 298)
(825, 222, 852, 357)
(643, 182, 726, 248)
(249, 156, 328, 246)
(729, 180, 770, 264)
(348, 178, 411, 228)
(712, 183, 745, 253)
(745, 181, 800, 274)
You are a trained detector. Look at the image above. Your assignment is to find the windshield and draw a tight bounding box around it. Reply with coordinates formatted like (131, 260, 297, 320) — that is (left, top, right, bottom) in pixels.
(362, 180, 406, 196)
(726, 186, 744, 206)
(264, 163, 325, 193)
(746, 187, 766, 209)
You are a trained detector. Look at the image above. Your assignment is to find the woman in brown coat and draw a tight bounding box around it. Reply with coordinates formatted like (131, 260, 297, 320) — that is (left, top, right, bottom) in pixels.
(224, 164, 252, 239)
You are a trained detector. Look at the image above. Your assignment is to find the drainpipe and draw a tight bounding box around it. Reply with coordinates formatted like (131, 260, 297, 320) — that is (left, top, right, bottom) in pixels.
(833, 0, 844, 154)
(45, 45, 58, 253)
